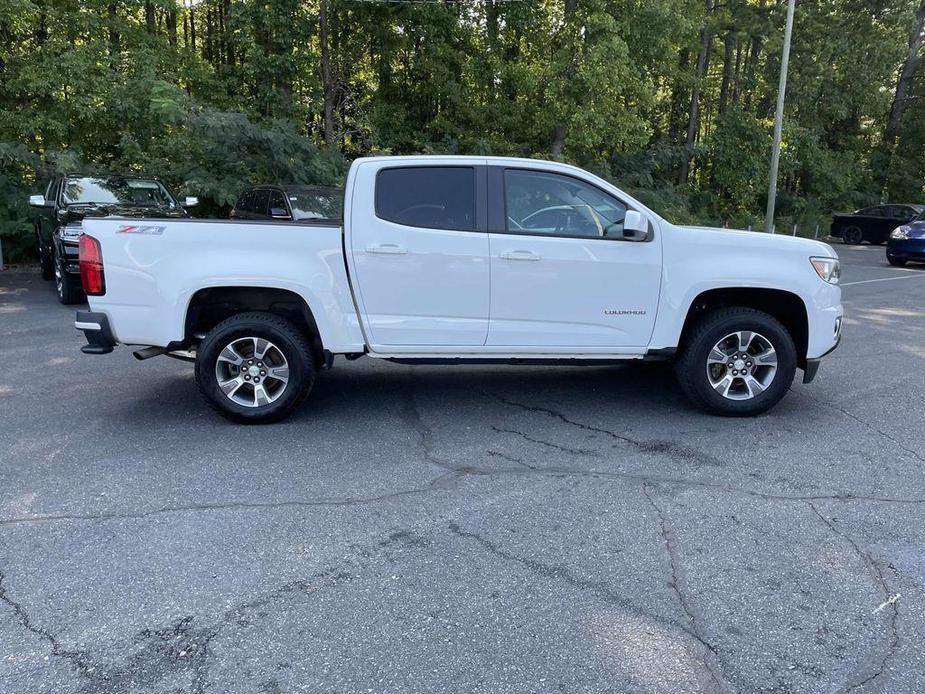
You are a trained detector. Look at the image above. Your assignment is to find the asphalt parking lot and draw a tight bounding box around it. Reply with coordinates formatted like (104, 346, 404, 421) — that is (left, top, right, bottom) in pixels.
(1, 244, 925, 693)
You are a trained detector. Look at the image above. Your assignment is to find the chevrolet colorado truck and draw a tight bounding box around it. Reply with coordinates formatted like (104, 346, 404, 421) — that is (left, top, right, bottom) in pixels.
(75, 156, 842, 423)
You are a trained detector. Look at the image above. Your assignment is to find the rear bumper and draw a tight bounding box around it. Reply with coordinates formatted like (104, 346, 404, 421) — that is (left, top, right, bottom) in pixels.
(75, 310, 116, 354)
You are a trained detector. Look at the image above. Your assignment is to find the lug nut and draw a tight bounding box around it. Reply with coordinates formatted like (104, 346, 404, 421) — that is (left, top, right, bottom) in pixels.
(253, 378, 260, 384)
(732, 370, 738, 375)
(244, 375, 251, 380)
(248, 359, 254, 365)
(260, 370, 266, 376)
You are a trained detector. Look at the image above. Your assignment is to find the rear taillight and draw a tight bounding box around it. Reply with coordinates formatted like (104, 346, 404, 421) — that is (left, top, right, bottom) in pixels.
(79, 235, 105, 296)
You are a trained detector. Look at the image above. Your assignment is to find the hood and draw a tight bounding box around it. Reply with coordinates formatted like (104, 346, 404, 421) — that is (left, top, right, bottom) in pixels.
(62, 204, 188, 224)
(676, 224, 839, 258)
(895, 221, 925, 239)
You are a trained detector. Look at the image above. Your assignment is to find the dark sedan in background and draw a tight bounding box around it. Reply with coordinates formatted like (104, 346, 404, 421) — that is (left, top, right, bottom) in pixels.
(231, 185, 343, 223)
(887, 212, 925, 266)
(830, 203, 925, 245)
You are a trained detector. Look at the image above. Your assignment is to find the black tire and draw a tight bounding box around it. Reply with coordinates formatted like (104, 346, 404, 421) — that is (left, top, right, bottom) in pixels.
(675, 307, 797, 416)
(841, 225, 864, 245)
(887, 255, 907, 267)
(195, 312, 316, 424)
(38, 234, 54, 280)
(54, 252, 84, 304)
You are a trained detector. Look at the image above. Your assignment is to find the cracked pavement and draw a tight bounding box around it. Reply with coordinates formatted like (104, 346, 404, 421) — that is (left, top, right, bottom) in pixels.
(1, 244, 924, 693)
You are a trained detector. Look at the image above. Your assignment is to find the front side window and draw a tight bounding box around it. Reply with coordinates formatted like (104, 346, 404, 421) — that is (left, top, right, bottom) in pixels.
(62, 177, 176, 208)
(375, 167, 475, 231)
(269, 190, 289, 217)
(288, 187, 343, 221)
(504, 169, 626, 238)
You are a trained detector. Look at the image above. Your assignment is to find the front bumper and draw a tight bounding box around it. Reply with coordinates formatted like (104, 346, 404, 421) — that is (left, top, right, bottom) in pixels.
(887, 238, 925, 260)
(803, 326, 841, 384)
(75, 310, 116, 354)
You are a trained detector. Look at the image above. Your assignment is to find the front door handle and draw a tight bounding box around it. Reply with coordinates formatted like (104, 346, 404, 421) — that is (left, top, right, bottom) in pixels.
(366, 243, 407, 255)
(500, 250, 541, 262)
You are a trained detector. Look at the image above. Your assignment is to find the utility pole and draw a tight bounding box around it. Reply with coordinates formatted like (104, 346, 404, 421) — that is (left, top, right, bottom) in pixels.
(765, 0, 796, 234)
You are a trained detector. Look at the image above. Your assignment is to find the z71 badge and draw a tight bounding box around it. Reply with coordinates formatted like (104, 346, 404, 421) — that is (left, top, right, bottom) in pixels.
(116, 224, 165, 235)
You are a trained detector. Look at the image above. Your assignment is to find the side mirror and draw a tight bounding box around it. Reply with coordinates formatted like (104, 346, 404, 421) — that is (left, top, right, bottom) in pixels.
(28, 195, 48, 208)
(183, 196, 199, 207)
(621, 210, 650, 241)
(270, 207, 290, 220)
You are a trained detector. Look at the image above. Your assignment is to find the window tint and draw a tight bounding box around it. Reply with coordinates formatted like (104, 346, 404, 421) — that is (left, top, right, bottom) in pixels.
(504, 169, 626, 238)
(375, 167, 475, 231)
(268, 190, 289, 217)
(252, 189, 271, 216)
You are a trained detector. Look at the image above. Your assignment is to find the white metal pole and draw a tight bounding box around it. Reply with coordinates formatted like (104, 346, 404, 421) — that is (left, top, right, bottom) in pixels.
(765, 0, 796, 234)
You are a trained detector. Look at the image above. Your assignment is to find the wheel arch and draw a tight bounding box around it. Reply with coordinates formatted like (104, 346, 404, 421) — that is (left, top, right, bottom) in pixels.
(184, 286, 325, 366)
(677, 287, 809, 369)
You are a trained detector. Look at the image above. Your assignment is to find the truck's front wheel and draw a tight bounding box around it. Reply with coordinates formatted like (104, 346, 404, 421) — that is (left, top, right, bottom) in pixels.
(675, 308, 796, 416)
(195, 312, 316, 424)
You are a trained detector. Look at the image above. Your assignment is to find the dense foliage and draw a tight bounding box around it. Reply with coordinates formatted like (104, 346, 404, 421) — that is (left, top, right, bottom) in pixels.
(2, 0, 925, 261)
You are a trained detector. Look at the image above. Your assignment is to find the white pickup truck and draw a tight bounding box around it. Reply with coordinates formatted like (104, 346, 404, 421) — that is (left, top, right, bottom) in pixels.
(76, 156, 842, 422)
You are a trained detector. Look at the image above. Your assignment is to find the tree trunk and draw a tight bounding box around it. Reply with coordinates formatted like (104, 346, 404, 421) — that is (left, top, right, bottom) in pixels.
(319, 0, 336, 145)
(718, 31, 734, 114)
(190, 5, 197, 52)
(108, 3, 120, 70)
(145, 1, 155, 33)
(678, 0, 714, 185)
(549, 0, 579, 157)
(885, 0, 925, 143)
(167, 7, 177, 46)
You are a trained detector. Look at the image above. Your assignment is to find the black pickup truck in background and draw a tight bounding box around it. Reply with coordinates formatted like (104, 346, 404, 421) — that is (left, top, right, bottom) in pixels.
(830, 203, 924, 245)
(29, 175, 197, 304)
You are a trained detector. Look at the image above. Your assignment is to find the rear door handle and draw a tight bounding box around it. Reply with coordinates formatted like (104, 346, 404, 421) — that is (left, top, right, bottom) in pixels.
(500, 250, 541, 262)
(366, 243, 407, 255)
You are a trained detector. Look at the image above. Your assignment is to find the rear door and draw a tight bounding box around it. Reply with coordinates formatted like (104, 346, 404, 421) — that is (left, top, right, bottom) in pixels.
(486, 166, 661, 351)
(348, 162, 490, 347)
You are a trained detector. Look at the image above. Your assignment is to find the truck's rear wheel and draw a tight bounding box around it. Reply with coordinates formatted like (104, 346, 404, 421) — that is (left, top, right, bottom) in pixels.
(195, 312, 315, 424)
(675, 308, 796, 416)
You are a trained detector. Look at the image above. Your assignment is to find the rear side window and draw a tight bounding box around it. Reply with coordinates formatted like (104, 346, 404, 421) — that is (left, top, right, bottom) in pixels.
(235, 190, 254, 212)
(375, 167, 475, 231)
(252, 189, 271, 216)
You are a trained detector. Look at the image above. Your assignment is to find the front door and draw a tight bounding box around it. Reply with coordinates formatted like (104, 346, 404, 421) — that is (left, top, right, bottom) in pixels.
(487, 167, 661, 351)
(349, 164, 490, 347)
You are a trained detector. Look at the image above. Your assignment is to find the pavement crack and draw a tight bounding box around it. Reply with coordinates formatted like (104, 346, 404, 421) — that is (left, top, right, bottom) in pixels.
(0, 569, 93, 680)
(490, 425, 597, 458)
(804, 393, 925, 466)
(643, 485, 727, 692)
(0, 474, 462, 527)
(808, 503, 899, 691)
(491, 394, 726, 468)
(486, 449, 536, 469)
(447, 521, 708, 647)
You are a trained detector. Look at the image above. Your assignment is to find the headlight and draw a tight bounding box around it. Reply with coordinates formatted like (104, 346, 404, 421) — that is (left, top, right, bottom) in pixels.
(891, 227, 909, 240)
(59, 224, 83, 240)
(810, 257, 840, 284)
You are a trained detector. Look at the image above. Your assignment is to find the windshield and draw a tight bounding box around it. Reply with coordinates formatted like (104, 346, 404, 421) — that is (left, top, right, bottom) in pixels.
(63, 177, 177, 208)
(286, 187, 343, 221)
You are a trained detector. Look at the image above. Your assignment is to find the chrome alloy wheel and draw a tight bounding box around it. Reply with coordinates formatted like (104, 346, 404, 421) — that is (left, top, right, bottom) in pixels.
(706, 331, 778, 401)
(54, 261, 63, 297)
(214, 336, 290, 408)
